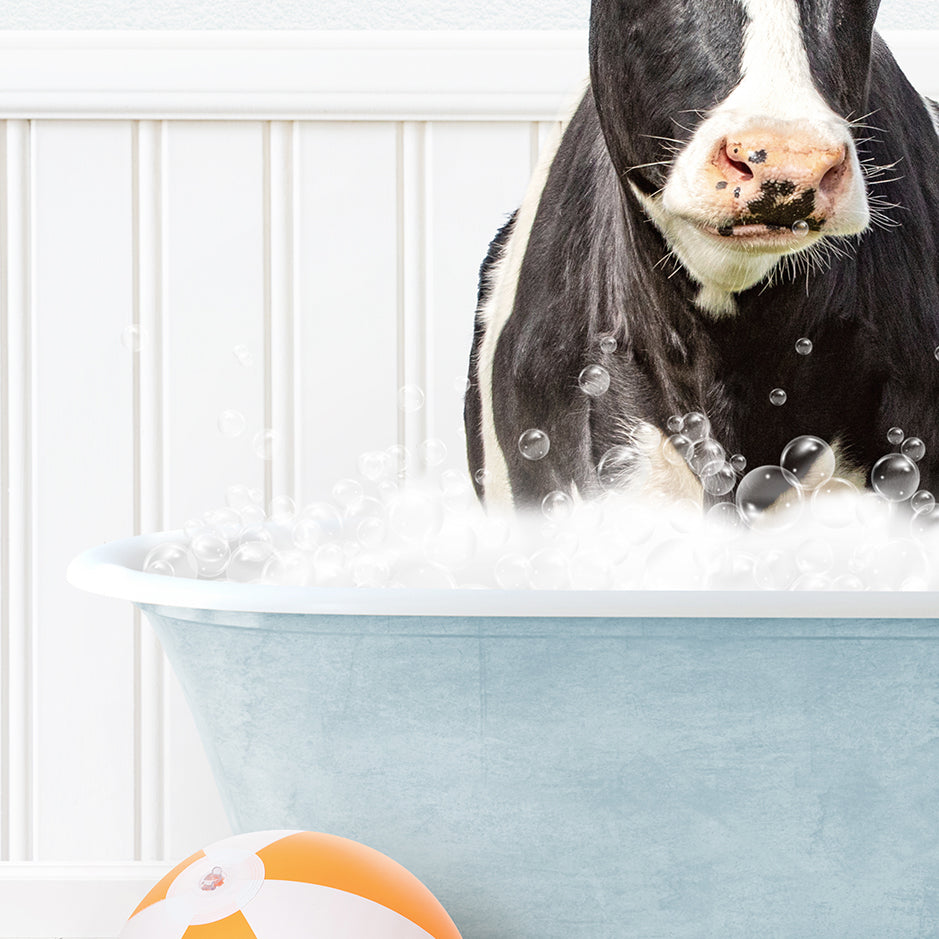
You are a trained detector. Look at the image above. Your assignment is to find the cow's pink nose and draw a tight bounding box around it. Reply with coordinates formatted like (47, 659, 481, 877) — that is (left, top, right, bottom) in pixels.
(713, 130, 850, 220)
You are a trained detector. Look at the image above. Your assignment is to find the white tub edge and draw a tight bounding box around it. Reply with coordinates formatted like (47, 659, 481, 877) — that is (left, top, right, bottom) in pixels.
(65, 532, 939, 619)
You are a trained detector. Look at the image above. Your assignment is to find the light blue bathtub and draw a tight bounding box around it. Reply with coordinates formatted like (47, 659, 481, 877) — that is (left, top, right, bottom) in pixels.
(69, 533, 939, 938)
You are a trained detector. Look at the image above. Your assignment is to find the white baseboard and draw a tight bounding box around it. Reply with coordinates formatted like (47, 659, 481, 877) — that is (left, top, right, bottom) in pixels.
(0, 863, 171, 939)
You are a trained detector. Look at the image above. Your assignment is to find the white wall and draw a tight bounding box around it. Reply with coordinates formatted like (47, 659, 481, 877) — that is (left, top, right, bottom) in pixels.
(0, 0, 932, 30)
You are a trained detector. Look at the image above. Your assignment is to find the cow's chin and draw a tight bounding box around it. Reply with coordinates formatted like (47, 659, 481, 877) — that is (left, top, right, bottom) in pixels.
(632, 183, 869, 317)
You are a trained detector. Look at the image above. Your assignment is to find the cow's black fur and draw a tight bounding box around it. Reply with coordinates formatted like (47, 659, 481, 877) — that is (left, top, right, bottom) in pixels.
(466, 3, 939, 510)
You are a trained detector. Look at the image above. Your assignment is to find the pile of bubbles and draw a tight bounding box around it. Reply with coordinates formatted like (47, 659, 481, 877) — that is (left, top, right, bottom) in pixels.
(140, 416, 939, 591)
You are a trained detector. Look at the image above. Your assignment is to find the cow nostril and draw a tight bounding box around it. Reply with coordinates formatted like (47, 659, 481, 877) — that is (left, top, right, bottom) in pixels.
(718, 142, 755, 183)
(727, 157, 754, 180)
(819, 158, 847, 196)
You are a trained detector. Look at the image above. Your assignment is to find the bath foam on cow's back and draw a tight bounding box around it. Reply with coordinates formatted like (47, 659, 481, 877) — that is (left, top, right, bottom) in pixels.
(141, 431, 939, 593)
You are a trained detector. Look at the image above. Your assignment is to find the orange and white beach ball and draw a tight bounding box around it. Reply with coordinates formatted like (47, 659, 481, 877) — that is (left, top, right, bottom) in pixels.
(120, 830, 463, 939)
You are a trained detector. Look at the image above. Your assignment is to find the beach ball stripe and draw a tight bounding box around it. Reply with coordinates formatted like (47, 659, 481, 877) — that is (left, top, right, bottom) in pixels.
(120, 830, 462, 939)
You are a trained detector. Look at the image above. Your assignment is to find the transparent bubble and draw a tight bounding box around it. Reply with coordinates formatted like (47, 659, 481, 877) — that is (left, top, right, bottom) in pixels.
(795, 337, 813, 356)
(792, 219, 810, 237)
(240, 504, 266, 527)
(911, 505, 939, 543)
(224, 483, 254, 511)
(352, 554, 391, 588)
(702, 462, 737, 495)
(262, 549, 313, 586)
(862, 539, 929, 590)
(398, 385, 425, 412)
(887, 426, 905, 446)
(473, 467, 491, 487)
(811, 477, 859, 527)
(312, 543, 351, 587)
(664, 433, 693, 466)
(753, 549, 798, 590)
(358, 450, 392, 482)
(232, 344, 255, 368)
(293, 502, 343, 550)
(735, 465, 803, 529)
(495, 553, 530, 589)
(529, 548, 570, 590)
(706, 501, 745, 530)
(518, 428, 550, 461)
(218, 410, 246, 438)
(188, 531, 231, 578)
(935, 345, 939, 362)
(730, 453, 747, 474)
(267, 495, 295, 524)
(387, 445, 411, 477)
(599, 334, 617, 354)
(121, 324, 144, 351)
(871, 453, 920, 502)
(454, 375, 471, 396)
(420, 438, 448, 468)
(356, 515, 387, 550)
(682, 412, 710, 443)
(780, 435, 836, 489)
(143, 542, 197, 578)
(597, 444, 649, 490)
(831, 574, 865, 591)
(793, 573, 831, 591)
(332, 478, 364, 510)
(252, 428, 278, 461)
(202, 507, 242, 539)
(236, 523, 272, 546)
(578, 365, 611, 397)
(227, 541, 276, 582)
(542, 490, 574, 521)
(856, 490, 893, 527)
(911, 490, 936, 516)
(769, 388, 787, 406)
(795, 538, 833, 574)
(901, 437, 926, 462)
(666, 415, 684, 434)
(690, 439, 726, 478)
(388, 489, 444, 543)
(183, 518, 205, 539)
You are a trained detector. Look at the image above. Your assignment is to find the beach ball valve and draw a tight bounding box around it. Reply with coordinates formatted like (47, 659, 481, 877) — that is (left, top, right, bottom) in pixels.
(119, 829, 463, 938)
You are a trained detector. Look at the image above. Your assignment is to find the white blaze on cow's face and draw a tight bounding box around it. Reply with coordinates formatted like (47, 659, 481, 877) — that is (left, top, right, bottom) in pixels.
(641, 0, 871, 315)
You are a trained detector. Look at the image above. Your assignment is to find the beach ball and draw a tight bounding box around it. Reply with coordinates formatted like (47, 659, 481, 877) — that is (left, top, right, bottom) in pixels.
(120, 829, 463, 938)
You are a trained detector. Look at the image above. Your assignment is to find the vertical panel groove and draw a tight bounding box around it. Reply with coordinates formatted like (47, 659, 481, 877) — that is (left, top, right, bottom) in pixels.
(134, 119, 165, 862)
(267, 121, 296, 504)
(396, 121, 430, 472)
(3, 119, 35, 861)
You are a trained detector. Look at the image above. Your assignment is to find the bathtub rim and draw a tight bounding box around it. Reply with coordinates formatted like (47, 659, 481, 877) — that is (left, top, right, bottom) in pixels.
(67, 530, 939, 618)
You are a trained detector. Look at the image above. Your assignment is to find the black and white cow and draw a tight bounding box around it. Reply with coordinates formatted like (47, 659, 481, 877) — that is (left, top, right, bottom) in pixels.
(465, 0, 939, 512)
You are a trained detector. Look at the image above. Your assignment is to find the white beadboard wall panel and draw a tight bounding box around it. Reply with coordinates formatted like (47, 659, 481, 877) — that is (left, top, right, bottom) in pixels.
(31, 121, 137, 860)
(294, 121, 400, 501)
(424, 121, 534, 472)
(160, 120, 261, 856)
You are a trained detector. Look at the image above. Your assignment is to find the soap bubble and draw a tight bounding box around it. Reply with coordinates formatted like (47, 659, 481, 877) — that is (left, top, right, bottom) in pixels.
(398, 385, 425, 412)
(683, 412, 710, 443)
(887, 426, 905, 446)
(911, 490, 936, 516)
(420, 438, 448, 468)
(735, 465, 803, 529)
(811, 477, 859, 527)
(730, 453, 747, 473)
(356, 515, 387, 550)
(494, 553, 530, 589)
(292, 502, 342, 549)
(578, 365, 611, 397)
(935, 345, 939, 362)
(227, 541, 276, 582)
(529, 548, 570, 590)
(871, 453, 920, 502)
(252, 429, 278, 461)
(754, 549, 798, 589)
(597, 444, 649, 490)
(690, 439, 726, 478)
(188, 531, 231, 577)
(702, 462, 737, 495)
(769, 388, 787, 406)
(795, 338, 813, 356)
(263, 549, 312, 586)
(792, 219, 810, 237)
(224, 483, 255, 511)
(352, 554, 391, 588)
(664, 433, 693, 465)
(269, 495, 296, 523)
(862, 539, 929, 590)
(901, 437, 926, 462)
(542, 490, 574, 521)
(143, 542, 197, 578)
(666, 415, 684, 434)
(780, 435, 836, 489)
(202, 508, 242, 539)
(218, 410, 246, 438)
(332, 478, 364, 510)
(473, 467, 491, 486)
(518, 428, 550, 461)
(856, 490, 893, 527)
(705, 501, 746, 532)
(358, 450, 392, 481)
(387, 445, 411, 477)
(232, 344, 255, 367)
(795, 538, 833, 574)
(440, 469, 473, 511)
(121, 324, 144, 351)
(599, 334, 617, 354)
